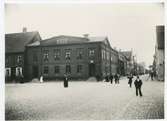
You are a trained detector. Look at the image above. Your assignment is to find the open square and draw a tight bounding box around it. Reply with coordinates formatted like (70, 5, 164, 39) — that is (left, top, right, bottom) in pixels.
(5, 75, 164, 120)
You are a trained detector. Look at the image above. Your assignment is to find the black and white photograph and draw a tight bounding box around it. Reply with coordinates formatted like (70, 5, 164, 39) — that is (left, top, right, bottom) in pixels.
(3, 0, 165, 120)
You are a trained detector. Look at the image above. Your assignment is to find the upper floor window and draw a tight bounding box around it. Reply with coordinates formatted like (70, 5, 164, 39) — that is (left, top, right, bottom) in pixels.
(89, 48, 95, 57)
(17, 55, 22, 64)
(43, 50, 49, 62)
(77, 48, 83, 59)
(106, 51, 110, 60)
(54, 49, 60, 60)
(65, 49, 71, 60)
(6, 56, 9, 64)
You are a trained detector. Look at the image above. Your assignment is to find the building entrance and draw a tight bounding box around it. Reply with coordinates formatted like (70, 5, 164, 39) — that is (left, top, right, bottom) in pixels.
(33, 66, 39, 78)
(89, 63, 95, 76)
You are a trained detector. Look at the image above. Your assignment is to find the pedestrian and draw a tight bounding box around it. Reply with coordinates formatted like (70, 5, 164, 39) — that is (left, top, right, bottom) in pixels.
(105, 75, 109, 82)
(109, 74, 113, 84)
(64, 74, 68, 88)
(127, 74, 133, 88)
(150, 71, 154, 81)
(40, 75, 43, 83)
(96, 75, 100, 82)
(134, 76, 143, 97)
(114, 74, 118, 84)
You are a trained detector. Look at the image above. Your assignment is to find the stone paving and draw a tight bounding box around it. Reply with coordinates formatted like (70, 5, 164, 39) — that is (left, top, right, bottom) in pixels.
(5, 75, 164, 120)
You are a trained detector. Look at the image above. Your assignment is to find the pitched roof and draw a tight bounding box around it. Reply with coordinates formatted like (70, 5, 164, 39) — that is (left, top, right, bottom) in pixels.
(40, 35, 89, 46)
(5, 31, 41, 53)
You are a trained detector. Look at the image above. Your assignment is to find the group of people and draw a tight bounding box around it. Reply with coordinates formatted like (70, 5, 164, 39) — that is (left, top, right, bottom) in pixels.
(105, 74, 120, 84)
(127, 74, 143, 97)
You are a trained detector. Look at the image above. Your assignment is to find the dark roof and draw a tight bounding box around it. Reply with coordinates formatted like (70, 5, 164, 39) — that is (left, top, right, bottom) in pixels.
(40, 35, 89, 46)
(120, 51, 132, 61)
(156, 26, 164, 49)
(5, 31, 41, 53)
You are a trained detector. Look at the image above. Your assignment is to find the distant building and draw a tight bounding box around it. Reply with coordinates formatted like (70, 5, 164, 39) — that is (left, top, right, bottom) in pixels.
(118, 52, 127, 76)
(120, 51, 134, 75)
(5, 30, 119, 82)
(153, 25, 164, 81)
(5, 28, 41, 82)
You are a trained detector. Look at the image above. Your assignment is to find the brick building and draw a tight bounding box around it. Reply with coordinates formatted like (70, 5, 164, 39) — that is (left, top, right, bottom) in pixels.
(25, 35, 119, 80)
(5, 29, 119, 82)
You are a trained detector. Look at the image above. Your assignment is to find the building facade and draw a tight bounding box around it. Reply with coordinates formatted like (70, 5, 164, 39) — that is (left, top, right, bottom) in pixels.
(25, 35, 118, 80)
(153, 25, 164, 81)
(5, 30, 41, 82)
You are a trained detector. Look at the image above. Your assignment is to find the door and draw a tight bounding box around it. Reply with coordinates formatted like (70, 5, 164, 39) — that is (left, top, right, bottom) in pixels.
(33, 66, 38, 78)
(89, 63, 95, 76)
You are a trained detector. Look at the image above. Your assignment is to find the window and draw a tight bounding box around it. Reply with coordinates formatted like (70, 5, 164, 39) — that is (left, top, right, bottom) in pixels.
(16, 67, 23, 76)
(43, 50, 49, 62)
(54, 66, 60, 74)
(77, 65, 82, 73)
(77, 48, 83, 59)
(44, 66, 49, 74)
(106, 52, 110, 60)
(65, 49, 71, 60)
(66, 65, 71, 73)
(33, 53, 38, 62)
(17, 56, 22, 64)
(5, 68, 11, 76)
(54, 49, 60, 60)
(6, 56, 9, 64)
(89, 48, 95, 57)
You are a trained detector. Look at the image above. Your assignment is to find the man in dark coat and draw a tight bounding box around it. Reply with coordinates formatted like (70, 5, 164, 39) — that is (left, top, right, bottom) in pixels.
(109, 74, 113, 84)
(127, 74, 133, 88)
(114, 74, 118, 84)
(105, 75, 109, 82)
(134, 76, 143, 97)
(64, 74, 68, 88)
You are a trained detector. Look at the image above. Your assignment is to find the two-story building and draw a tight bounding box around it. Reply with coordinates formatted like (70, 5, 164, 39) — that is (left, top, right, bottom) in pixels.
(5, 29, 41, 82)
(25, 35, 118, 80)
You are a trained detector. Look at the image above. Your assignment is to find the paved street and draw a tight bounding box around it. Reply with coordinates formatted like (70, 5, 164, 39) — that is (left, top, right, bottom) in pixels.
(5, 75, 164, 120)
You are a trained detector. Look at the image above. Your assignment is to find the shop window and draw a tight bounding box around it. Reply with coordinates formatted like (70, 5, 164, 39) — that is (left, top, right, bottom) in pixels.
(44, 66, 49, 74)
(54, 66, 60, 74)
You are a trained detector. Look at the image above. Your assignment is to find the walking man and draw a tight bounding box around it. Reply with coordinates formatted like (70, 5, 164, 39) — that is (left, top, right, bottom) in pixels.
(114, 74, 118, 84)
(127, 74, 133, 88)
(134, 76, 143, 97)
(110, 74, 113, 84)
(64, 74, 69, 88)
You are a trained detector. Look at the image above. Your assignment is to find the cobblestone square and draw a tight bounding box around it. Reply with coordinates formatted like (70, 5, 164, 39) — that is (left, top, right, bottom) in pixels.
(5, 75, 164, 120)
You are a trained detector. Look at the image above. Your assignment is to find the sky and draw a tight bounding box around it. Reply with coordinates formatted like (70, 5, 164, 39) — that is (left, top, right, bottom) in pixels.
(5, 3, 164, 68)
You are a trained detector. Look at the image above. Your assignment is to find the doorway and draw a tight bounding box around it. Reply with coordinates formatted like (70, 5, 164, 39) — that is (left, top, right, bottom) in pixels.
(33, 66, 39, 78)
(89, 63, 95, 76)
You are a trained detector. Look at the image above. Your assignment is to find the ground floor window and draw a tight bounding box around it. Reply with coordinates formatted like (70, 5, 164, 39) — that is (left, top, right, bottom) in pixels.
(77, 65, 83, 73)
(66, 65, 71, 74)
(16, 67, 23, 76)
(54, 66, 60, 74)
(44, 66, 49, 74)
(5, 68, 11, 76)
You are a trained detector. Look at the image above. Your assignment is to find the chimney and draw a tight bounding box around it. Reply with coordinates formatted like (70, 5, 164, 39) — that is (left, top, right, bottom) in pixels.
(23, 27, 27, 33)
(83, 34, 89, 38)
